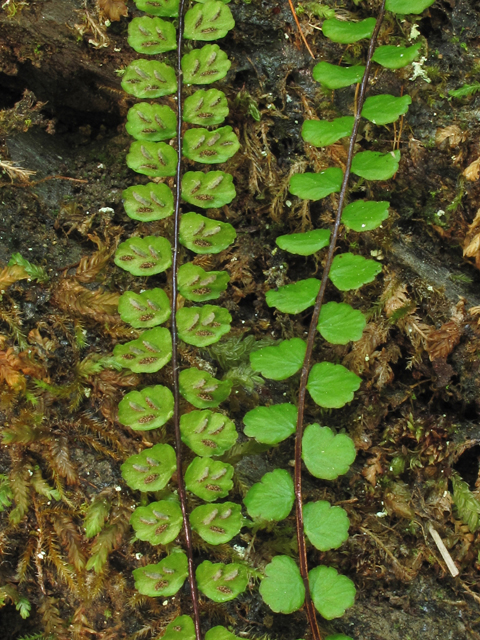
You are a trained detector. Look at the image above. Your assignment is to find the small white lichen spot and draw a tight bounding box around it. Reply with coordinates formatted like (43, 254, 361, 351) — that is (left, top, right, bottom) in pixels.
(410, 23, 421, 40)
(410, 57, 431, 83)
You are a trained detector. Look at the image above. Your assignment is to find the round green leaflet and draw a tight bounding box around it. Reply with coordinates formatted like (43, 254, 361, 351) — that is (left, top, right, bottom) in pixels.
(114, 236, 172, 277)
(329, 253, 382, 291)
(372, 43, 422, 69)
(185, 457, 234, 502)
(307, 362, 361, 410)
(244, 469, 295, 522)
(317, 301, 366, 345)
(128, 16, 176, 55)
(126, 103, 177, 142)
(114, 327, 172, 374)
(178, 263, 230, 302)
(351, 150, 400, 181)
(182, 44, 231, 85)
(179, 212, 236, 254)
(121, 60, 177, 99)
(177, 304, 232, 347)
(308, 565, 356, 619)
(162, 616, 195, 640)
(302, 424, 356, 480)
(303, 501, 350, 551)
(385, 0, 435, 14)
(133, 0, 179, 17)
(341, 200, 389, 232)
(184, 1, 235, 41)
(118, 288, 171, 328)
(182, 171, 236, 208)
(121, 443, 176, 491)
(118, 385, 174, 431)
(130, 499, 182, 545)
(322, 17, 376, 43)
(290, 168, 343, 201)
(196, 560, 248, 602)
(266, 278, 321, 314)
(183, 126, 240, 164)
(126, 141, 177, 178)
(361, 94, 412, 126)
(205, 627, 244, 640)
(276, 229, 330, 256)
(302, 117, 354, 148)
(190, 501, 242, 544)
(179, 367, 232, 408)
(123, 183, 174, 222)
(259, 556, 305, 614)
(132, 551, 188, 597)
(243, 403, 297, 445)
(250, 338, 306, 381)
(183, 89, 229, 126)
(180, 410, 237, 456)
(312, 62, 365, 90)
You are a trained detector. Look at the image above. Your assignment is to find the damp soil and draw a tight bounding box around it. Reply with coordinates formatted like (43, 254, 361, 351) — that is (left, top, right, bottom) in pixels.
(1, 1, 480, 639)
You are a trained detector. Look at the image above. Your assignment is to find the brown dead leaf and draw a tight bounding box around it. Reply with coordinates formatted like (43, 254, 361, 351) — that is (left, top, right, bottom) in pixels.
(463, 157, 480, 182)
(435, 125, 466, 147)
(0, 348, 47, 390)
(0, 264, 28, 291)
(463, 208, 480, 267)
(362, 452, 383, 486)
(97, 0, 128, 21)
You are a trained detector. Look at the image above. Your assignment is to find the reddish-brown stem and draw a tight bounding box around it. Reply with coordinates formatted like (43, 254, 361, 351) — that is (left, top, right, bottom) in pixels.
(287, 0, 315, 59)
(172, 1, 202, 638)
(293, 4, 386, 640)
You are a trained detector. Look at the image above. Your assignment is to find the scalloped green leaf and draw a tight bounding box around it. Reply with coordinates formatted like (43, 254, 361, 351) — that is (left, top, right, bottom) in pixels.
(114, 236, 172, 276)
(302, 117, 354, 147)
(114, 327, 172, 373)
(304, 501, 350, 551)
(309, 566, 356, 619)
(250, 338, 306, 381)
(185, 457, 234, 501)
(197, 561, 248, 602)
(183, 89, 229, 126)
(184, 1, 235, 41)
(130, 499, 182, 545)
(372, 43, 422, 69)
(134, 0, 179, 17)
(290, 168, 343, 201)
(182, 171, 236, 208)
(386, 0, 435, 14)
(317, 301, 365, 345)
(266, 278, 320, 314)
(302, 424, 356, 479)
(307, 363, 361, 410)
(179, 368, 232, 408)
(243, 403, 297, 445)
(118, 385, 174, 431)
(163, 617, 195, 640)
(127, 141, 177, 177)
(177, 304, 231, 347)
(276, 229, 331, 256)
(128, 16, 176, 54)
(312, 62, 365, 89)
(351, 150, 400, 181)
(123, 183, 174, 222)
(322, 17, 376, 43)
(342, 200, 389, 232)
(179, 212, 236, 253)
(126, 104, 177, 141)
(180, 410, 237, 456)
(182, 44, 231, 85)
(133, 551, 188, 597)
(244, 469, 294, 522)
(121, 443, 176, 491)
(190, 502, 242, 544)
(178, 263, 230, 302)
(361, 94, 412, 126)
(122, 60, 177, 99)
(259, 556, 305, 614)
(118, 288, 171, 328)
(330, 253, 382, 291)
(183, 126, 240, 164)
(205, 628, 242, 640)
